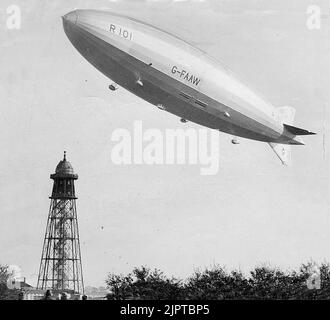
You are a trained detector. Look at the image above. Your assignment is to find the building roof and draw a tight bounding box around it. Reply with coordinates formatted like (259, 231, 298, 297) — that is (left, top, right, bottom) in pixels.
(55, 151, 74, 175)
(20, 281, 33, 288)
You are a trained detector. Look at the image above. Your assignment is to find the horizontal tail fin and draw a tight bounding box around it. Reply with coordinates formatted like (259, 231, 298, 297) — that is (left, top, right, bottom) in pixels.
(283, 124, 316, 136)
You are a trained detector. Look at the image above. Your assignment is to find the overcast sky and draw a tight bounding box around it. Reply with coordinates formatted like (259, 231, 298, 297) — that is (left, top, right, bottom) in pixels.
(0, 0, 329, 287)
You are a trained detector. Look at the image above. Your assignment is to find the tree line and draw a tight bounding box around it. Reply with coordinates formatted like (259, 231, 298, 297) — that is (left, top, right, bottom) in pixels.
(1, 262, 329, 300)
(105, 263, 329, 300)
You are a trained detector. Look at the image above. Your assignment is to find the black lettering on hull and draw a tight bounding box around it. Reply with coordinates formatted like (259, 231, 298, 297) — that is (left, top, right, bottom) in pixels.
(170, 65, 201, 87)
(109, 24, 133, 41)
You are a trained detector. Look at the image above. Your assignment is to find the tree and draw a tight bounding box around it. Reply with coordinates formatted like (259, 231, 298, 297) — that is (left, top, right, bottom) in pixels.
(0, 264, 9, 299)
(185, 266, 252, 300)
(105, 273, 133, 299)
(0, 264, 20, 300)
(106, 266, 183, 300)
(131, 266, 182, 300)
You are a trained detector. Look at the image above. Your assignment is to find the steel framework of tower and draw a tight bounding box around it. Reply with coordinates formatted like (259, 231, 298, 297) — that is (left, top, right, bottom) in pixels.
(37, 152, 84, 294)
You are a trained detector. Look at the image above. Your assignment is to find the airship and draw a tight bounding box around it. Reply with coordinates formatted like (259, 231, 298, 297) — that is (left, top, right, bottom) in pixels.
(62, 9, 315, 165)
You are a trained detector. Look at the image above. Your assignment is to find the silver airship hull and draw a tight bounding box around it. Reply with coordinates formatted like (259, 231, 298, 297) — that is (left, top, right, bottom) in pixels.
(62, 10, 315, 165)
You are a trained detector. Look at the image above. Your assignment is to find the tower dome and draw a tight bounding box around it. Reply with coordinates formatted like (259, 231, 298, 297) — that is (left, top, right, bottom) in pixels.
(55, 151, 74, 175)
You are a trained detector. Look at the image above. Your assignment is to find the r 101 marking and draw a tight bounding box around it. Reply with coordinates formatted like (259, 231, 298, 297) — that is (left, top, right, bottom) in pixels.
(109, 23, 133, 41)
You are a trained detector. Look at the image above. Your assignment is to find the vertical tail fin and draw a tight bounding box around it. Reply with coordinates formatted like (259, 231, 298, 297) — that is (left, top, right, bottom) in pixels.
(276, 106, 296, 125)
(268, 106, 296, 166)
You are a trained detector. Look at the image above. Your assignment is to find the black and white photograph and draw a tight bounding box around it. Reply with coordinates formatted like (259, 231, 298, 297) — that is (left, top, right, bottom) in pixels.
(0, 0, 329, 311)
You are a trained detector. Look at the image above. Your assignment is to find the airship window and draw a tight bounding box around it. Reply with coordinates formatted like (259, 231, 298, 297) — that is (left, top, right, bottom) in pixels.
(195, 100, 207, 108)
(180, 92, 191, 100)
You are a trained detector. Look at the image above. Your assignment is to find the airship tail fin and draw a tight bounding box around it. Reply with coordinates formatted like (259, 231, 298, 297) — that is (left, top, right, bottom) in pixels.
(276, 106, 296, 125)
(283, 124, 316, 136)
(269, 106, 298, 165)
(277, 106, 316, 136)
(269, 142, 292, 166)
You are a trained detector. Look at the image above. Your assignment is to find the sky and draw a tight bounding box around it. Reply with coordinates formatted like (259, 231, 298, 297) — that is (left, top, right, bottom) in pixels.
(0, 0, 329, 287)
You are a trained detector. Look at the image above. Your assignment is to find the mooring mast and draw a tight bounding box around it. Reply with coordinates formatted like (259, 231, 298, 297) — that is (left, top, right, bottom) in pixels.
(37, 152, 84, 294)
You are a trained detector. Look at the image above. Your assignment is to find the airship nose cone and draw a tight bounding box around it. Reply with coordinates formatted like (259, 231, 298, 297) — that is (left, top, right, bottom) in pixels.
(62, 10, 78, 24)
